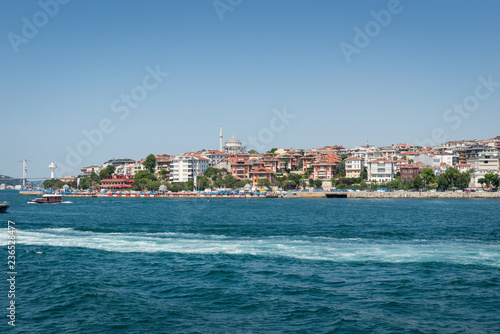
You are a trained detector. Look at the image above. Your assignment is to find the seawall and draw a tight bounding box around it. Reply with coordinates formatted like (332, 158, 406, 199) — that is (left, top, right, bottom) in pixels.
(19, 190, 500, 199)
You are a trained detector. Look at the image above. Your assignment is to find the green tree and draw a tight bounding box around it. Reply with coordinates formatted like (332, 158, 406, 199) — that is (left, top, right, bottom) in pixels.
(42, 179, 52, 189)
(411, 175, 424, 190)
(491, 174, 500, 189)
(204, 167, 218, 178)
(248, 149, 258, 154)
(236, 180, 250, 188)
(257, 178, 271, 189)
(443, 167, 461, 188)
(90, 172, 100, 183)
(360, 167, 368, 180)
(456, 171, 472, 190)
(143, 154, 157, 173)
(420, 168, 436, 188)
(308, 178, 314, 187)
(99, 165, 116, 179)
(132, 170, 157, 191)
(387, 179, 402, 190)
(267, 148, 278, 155)
(223, 175, 238, 189)
(197, 175, 211, 190)
(336, 160, 346, 178)
(146, 180, 162, 191)
(478, 178, 486, 189)
(437, 174, 449, 190)
(78, 176, 92, 190)
(484, 173, 500, 190)
(134, 170, 157, 181)
(314, 179, 323, 188)
(43, 178, 65, 190)
(288, 174, 302, 184)
(158, 168, 168, 181)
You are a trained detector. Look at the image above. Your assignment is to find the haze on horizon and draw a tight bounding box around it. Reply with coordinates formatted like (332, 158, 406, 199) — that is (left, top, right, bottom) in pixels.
(1, 0, 499, 178)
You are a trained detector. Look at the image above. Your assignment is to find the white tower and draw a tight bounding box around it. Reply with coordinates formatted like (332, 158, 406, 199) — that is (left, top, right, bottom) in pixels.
(219, 127, 223, 152)
(48, 161, 57, 179)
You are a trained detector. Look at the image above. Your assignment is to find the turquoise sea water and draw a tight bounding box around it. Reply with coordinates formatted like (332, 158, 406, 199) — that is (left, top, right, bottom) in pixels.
(1, 190, 500, 333)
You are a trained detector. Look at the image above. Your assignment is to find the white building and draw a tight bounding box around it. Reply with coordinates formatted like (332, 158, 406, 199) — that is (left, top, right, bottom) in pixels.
(348, 145, 377, 159)
(470, 170, 500, 188)
(115, 161, 146, 177)
(80, 165, 102, 176)
(467, 150, 499, 188)
(171, 154, 209, 183)
(434, 153, 459, 166)
(477, 150, 499, 171)
(367, 158, 395, 182)
(345, 157, 364, 178)
(201, 150, 229, 168)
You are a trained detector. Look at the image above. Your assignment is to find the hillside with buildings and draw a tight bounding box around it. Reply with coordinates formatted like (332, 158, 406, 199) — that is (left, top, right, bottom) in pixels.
(48, 134, 500, 192)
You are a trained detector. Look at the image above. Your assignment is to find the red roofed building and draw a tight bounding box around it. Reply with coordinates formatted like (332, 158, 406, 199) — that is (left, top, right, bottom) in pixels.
(100, 175, 134, 190)
(454, 163, 471, 173)
(260, 156, 279, 172)
(400, 164, 420, 181)
(156, 155, 173, 178)
(229, 157, 252, 179)
(300, 154, 318, 170)
(394, 159, 409, 172)
(312, 158, 339, 180)
(249, 167, 275, 186)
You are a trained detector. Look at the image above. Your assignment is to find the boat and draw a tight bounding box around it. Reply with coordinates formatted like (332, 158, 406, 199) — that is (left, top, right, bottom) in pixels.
(28, 194, 62, 204)
(0, 202, 9, 212)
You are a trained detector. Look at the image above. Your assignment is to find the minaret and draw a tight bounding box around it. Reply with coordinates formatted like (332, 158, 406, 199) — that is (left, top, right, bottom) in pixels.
(219, 127, 223, 152)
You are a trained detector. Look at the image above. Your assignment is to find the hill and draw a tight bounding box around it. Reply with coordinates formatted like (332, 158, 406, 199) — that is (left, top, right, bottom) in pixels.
(0, 175, 25, 187)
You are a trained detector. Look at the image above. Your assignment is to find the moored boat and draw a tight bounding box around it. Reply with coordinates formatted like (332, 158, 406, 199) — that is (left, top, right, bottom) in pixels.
(0, 202, 9, 212)
(29, 194, 62, 204)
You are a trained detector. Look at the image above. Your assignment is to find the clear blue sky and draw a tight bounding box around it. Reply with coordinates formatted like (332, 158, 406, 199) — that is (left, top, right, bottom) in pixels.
(1, 0, 499, 178)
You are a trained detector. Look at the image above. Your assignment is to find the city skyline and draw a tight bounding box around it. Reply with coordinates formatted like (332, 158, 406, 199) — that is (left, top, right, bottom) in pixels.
(1, 0, 500, 178)
(2, 133, 498, 181)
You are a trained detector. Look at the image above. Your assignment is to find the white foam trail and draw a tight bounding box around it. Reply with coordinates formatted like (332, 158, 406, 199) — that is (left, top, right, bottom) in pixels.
(2, 228, 499, 266)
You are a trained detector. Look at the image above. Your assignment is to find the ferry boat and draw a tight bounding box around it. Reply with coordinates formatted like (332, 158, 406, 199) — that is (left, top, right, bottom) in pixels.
(29, 194, 62, 204)
(0, 202, 9, 212)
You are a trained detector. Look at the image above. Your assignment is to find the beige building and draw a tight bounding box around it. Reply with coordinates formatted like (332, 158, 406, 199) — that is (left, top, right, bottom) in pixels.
(345, 157, 364, 178)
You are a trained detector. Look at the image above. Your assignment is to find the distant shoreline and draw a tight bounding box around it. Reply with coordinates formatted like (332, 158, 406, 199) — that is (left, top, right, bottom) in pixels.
(18, 190, 500, 199)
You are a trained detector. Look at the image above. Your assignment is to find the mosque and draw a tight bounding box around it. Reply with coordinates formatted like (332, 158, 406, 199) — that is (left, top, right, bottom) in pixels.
(220, 128, 245, 154)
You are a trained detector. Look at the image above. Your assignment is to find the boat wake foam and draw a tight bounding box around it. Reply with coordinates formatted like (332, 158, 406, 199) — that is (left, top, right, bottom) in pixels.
(3, 228, 499, 266)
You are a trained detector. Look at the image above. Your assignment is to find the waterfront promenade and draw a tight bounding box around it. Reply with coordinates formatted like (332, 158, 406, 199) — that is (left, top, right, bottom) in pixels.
(19, 191, 500, 199)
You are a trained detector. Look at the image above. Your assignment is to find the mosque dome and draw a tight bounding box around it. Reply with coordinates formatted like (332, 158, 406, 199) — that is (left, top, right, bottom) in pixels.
(223, 135, 245, 154)
(225, 136, 242, 146)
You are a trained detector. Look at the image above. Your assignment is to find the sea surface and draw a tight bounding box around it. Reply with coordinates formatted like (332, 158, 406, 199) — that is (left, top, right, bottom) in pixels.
(1, 190, 499, 333)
